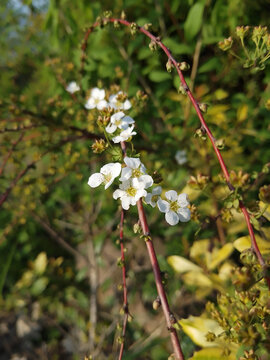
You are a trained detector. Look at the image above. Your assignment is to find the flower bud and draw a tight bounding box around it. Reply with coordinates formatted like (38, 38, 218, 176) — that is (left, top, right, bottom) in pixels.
(218, 37, 233, 51)
(259, 185, 270, 203)
(149, 39, 158, 51)
(206, 331, 216, 342)
(91, 139, 107, 154)
(120, 10, 126, 19)
(153, 296, 161, 310)
(151, 170, 163, 184)
(143, 23, 152, 30)
(166, 59, 174, 72)
(130, 22, 138, 35)
(177, 62, 190, 71)
(236, 26, 249, 38)
(178, 84, 187, 95)
(198, 102, 208, 113)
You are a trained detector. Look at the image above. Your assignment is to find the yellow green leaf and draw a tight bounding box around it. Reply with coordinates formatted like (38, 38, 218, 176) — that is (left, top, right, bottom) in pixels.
(182, 271, 213, 288)
(237, 104, 248, 122)
(234, 235, 270, 254)
(33, 252, 48, 275)
(189, 347, 236, 360)
(179, 316, 223, 348)
(208, 243, 234, 270)
(167, 256, 203, 274)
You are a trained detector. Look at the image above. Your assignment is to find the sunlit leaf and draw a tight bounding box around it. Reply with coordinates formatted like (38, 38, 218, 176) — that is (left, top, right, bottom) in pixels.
(208, 243, 234, 270)
(190, 347, 236, 360)
(179, 316, 223, 348)
(168, 256, 203, 274)
(33, 252, 48, 275)
(234, 235, 270, 254)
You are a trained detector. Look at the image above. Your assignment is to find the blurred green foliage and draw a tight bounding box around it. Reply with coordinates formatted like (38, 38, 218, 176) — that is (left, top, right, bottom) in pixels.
(1, 0, 270, 359)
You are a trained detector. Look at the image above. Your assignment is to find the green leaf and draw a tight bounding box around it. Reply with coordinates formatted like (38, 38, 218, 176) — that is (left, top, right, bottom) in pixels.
(148, 71, 171, 82)
(31, 277, 49, 296)
(184, 2, 205, 41)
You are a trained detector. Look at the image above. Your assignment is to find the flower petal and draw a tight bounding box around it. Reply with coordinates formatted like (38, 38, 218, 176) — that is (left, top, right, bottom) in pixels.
(91, 88, 105, 100)
(157, 199, 169, 213)
(111, 111, 125, 123)
(85, 99, 96, 109)
(123, 100, 132, 110)
(152, 186, 162, 195)
(121, 196, 131, 210)
(145, 193, 153, 204)
(88, 173, 104, 188)
(113, 189, 124, 199)
(97, 100, 108, 110)
(177, 208, 191, 222)
(119, 167, 132, 181)
(165, 190, 178, 201)
(139, 175, 153, 189)
(177, 193, 189, 208)
(105, 123, 117, 134)
(124, 157, 141, 169)
(165, 211, 179, 226)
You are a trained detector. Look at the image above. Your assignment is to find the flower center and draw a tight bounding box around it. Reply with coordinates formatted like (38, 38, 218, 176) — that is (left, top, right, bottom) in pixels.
(103, 173, 112, 184)
(132, 168, 143, 178)
(114, 119, 122, 126)
(152, 195, 159, 203)
(170, 200, 179, 212)
(94, 98, 100, 105)
(126, 187, 137, 197)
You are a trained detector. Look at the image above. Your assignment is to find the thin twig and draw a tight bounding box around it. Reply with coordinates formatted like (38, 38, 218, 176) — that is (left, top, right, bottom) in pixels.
(0, 133, 24, 176)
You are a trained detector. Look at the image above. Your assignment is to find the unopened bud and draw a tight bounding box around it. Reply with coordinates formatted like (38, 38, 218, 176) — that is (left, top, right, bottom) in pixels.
(91, 139, 107, 154)
(236, 26, 249, 38)
(178, 84, 187, 95)
(151, 171, 163, 184)
(166, 59, 174, 72)
(259, 184, 270, 203)
(153, 296, 161, 310)
(143, 23, 152, 30)
(218, 37, 233, 51)
(149, 39, 158, 51)
(120, 10, 126, 19)
(198, 102, 208, 113)
(177, 62, 190, 71)
(130, 22, 138, 35)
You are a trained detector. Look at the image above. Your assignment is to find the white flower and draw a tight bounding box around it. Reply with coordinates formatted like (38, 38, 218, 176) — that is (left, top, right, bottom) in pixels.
(105, 111, 135, 134)
(145, 186, 162, 207)
(109, 91, 132, 110)
(112, 125, 136, 143)
(119, 157, 153, 189)
(85, 88, 108, 110)
(113, 178, 147, 210)
(88, 163, 121, 190)
(157, 190, 190, 226)
(175, 150, 187, 165)
(66, 81, 80, 94)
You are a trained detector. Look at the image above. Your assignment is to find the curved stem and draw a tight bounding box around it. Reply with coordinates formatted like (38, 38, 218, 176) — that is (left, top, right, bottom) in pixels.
(80, 17, 270, 289)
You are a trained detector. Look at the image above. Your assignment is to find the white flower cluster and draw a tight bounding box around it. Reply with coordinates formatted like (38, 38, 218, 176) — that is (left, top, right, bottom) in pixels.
(88, 157, 190, 225)
(84, 86, 191, 226)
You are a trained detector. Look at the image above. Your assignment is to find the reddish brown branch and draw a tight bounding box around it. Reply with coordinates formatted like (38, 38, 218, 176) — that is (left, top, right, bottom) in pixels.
(118, 208, 129, 360)
(137, 199, 185, 360)
(81, 17, 270, 289)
